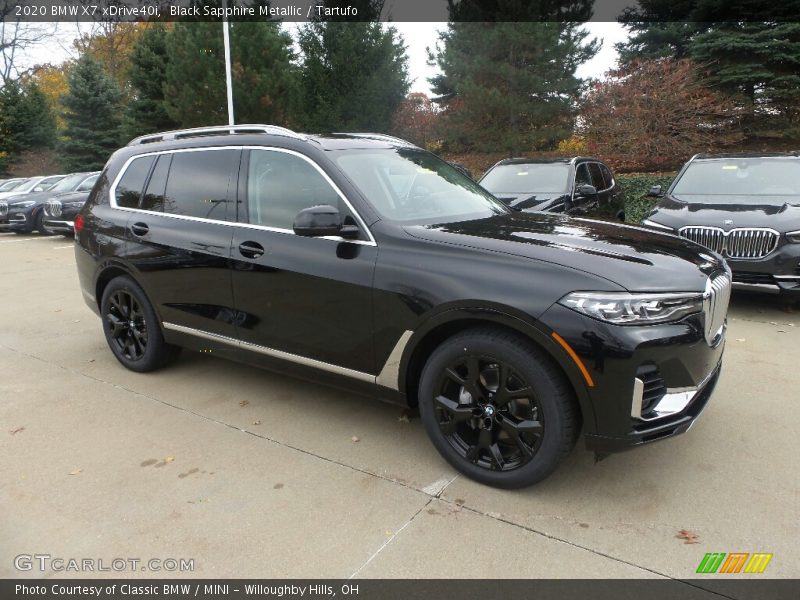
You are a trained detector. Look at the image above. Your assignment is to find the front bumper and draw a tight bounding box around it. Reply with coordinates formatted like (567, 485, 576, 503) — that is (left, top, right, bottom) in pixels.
(43, 219, 75, 233)
(0, 213, 29, 230)
(728, 248, 800, 296)
(539, 302, 725, 454)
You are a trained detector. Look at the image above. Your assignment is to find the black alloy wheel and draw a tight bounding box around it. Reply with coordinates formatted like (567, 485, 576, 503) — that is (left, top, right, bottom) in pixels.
(101, 276, 180, 372)
(419, 328, 579, 488)
(434, 356, 543, 472)
(106, 289, 148, 361)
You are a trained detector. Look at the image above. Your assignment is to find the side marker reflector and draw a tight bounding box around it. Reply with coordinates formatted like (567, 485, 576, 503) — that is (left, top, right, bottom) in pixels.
(551, 331, 595, 387)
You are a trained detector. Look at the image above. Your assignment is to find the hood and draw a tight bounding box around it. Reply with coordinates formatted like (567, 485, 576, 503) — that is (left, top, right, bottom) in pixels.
(2, 189, 68, 206)
(53, 191, 89, 203)
(648, 194, 800, 232)
(403, 212, 722, 293)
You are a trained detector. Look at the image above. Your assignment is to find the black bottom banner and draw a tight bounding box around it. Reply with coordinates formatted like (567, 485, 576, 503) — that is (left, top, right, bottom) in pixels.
(2, 579, 797, 600)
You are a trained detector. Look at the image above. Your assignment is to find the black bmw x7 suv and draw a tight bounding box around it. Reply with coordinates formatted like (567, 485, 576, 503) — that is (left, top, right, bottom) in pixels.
(75, 125, 731, 488)
(643, 153, 800, 300)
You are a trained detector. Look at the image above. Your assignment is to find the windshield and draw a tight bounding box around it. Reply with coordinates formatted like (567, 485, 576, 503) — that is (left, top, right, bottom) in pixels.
(672, 158, 800, 202)
(37, 176, 64, 190)
(480, 163, 570, 195)
(334, 148, 509, 224)
(50, 173, 89, 192)
(0, 178, 29, 192)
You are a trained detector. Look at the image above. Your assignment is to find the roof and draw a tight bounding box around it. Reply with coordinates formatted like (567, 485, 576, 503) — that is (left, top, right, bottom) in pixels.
(493, 156, 602, 166)
(125, 124, 420, 152)
(693, 152, 799, 160)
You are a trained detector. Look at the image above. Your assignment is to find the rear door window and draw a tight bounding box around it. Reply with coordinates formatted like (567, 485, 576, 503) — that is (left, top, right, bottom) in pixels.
(115, 156, 155, 208)
(588, 163, 607, 191)
(599, 164, 615, 189)
(141, 155, 171, 212)
(162, 149, 240, 221)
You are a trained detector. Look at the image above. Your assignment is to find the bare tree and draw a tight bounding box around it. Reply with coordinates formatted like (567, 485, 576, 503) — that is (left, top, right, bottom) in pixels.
(1, 2, 57, 85)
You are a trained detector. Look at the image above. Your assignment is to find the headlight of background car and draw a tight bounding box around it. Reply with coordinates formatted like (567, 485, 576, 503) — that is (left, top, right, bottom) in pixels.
(10, 200, 36, 208)
(641, 219, 674, 232)
(559, 292, 703, 325)
(786, 230, 800, 243)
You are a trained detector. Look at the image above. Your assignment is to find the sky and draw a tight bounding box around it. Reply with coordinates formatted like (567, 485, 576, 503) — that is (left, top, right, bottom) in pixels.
(17, 21, 628, 95)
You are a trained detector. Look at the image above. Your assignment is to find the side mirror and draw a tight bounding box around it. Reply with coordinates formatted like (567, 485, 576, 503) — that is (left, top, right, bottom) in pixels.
(293, 204, 359, 239)
(575, 184, 597, 197)
(33, 186, 45, 192)
(647, 185, 663, 197)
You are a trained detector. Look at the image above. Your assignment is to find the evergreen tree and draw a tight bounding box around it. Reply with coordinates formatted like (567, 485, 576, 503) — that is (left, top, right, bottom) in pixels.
(0, 80, 56, 153)
(164, 22, 299, 128)
(0, 79, 57, 173)
(618, 0, 800, 135)
(431, 22, 598, 154)
(60, 54, 123, 171)
(124, 23, 178, 139)
(296, 21, 409, 131)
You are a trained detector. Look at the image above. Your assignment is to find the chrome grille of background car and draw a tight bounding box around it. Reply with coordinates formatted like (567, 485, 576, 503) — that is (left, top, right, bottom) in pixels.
(679, 226, 779, 259)
(703, 272, 731, 345)
(44, 200, 62, 218)
(0, 202, 7, 218)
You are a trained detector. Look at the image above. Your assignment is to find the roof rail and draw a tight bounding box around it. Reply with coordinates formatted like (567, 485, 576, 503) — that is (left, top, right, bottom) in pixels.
(338, 133, 416, 147)
(127, 124, 306, 146)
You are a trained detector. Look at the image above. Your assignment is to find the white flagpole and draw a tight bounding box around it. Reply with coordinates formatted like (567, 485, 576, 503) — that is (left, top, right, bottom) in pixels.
(222, 0, 235, 126)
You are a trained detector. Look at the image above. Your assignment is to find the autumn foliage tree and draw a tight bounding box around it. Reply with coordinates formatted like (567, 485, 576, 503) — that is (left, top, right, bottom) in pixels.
(579, 59, 743, 172)
(390, 93, 439, 147)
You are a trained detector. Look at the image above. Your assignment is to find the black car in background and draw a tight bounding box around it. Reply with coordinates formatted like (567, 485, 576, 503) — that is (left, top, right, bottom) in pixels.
(41, 173, 101, 235)
(75, 125, 729, 488)
(0, 172, 99, 234)
(478, 157, 626, 221)
(643, 153, 800, 299)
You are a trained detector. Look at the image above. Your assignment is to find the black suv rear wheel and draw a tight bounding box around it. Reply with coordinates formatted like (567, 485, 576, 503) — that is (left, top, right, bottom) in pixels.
(418, 328, 578, 488)
(101, 276, 180, 372)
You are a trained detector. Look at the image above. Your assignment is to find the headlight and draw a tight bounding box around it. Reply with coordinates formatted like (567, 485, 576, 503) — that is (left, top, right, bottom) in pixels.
(10, 200, 36, 208)
(641, 219, 674, 232)
(786, 230, 800, 243)
(558, 291, 702, 325)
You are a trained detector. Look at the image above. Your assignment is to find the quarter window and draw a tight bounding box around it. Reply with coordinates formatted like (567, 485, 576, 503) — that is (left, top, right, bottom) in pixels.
(115, 156, 155, 208)
(246, 149, 345, 231)
(162, 150, 239, 220)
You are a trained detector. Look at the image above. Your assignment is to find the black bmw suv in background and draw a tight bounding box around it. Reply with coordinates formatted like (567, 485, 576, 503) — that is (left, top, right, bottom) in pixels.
(75, 125, 730, 488)
(643, 153, 800, 299)
(0, 171, 99, 234)
(479, 157, 626, 221)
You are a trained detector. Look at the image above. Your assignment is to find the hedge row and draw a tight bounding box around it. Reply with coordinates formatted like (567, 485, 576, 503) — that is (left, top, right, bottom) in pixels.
(616, 173, 676, 224)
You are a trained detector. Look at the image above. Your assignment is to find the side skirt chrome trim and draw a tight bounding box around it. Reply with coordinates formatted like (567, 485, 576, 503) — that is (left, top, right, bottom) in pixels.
(163, 322, 375, 384)
(376, 330, 413, 391)
(732, 282, 780, 294)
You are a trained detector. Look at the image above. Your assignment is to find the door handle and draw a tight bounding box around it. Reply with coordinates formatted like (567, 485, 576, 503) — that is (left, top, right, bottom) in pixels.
(130, 222, 149, 237)
(238, 241, 264, 259)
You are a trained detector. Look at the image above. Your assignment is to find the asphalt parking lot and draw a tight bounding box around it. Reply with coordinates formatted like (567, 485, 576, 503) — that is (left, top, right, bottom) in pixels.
(1, 232, 798, 585)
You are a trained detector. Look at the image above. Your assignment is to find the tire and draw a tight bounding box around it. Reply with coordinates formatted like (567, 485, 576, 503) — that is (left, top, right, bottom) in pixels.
(35, 211, 54, 235)
(418, 327, 579, 488)
(100, 275, 180, 372)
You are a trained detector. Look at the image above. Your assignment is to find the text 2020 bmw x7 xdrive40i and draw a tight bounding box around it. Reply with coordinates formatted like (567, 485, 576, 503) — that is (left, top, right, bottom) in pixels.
(74, 125, 731, 488)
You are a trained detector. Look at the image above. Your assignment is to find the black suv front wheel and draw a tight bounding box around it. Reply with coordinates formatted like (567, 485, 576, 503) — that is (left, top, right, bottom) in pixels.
(101, 276, 180, 372)
(419, 328, 579, 488)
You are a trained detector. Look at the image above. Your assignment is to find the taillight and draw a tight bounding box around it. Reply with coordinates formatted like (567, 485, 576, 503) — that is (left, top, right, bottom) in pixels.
(74, 213, 85, 233)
